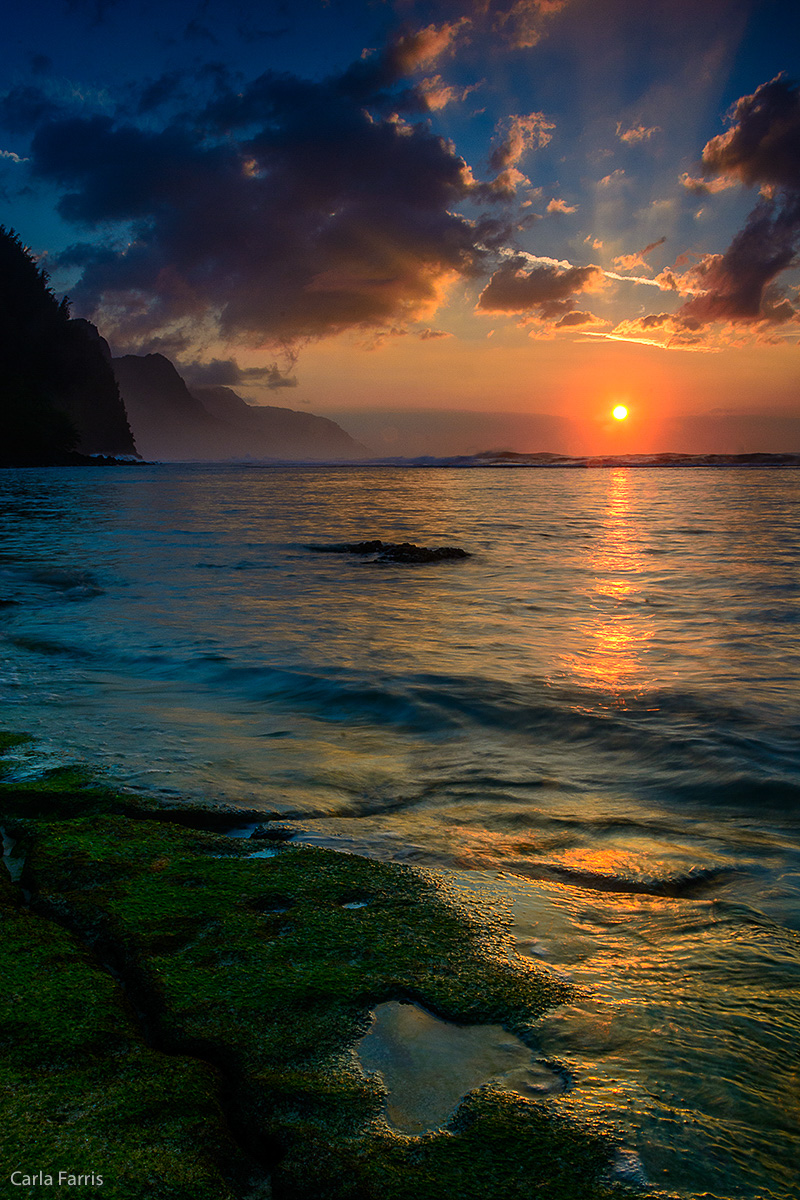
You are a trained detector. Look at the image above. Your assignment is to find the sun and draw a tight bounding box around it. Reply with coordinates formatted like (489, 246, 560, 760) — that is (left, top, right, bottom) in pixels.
(612, 405, 629, 421)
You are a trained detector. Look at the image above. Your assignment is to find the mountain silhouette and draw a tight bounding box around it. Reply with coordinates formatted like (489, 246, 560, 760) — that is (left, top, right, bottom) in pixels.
(113, 354, 367, 461)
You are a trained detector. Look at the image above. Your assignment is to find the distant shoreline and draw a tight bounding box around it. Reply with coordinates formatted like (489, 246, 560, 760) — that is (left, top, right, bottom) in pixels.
(3, 451, 800, 470)
(0, 453, 147, 468)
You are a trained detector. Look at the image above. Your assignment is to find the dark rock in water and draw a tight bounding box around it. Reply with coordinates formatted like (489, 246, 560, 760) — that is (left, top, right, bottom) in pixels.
(250, 824, 300, 841)
(308, 540, 471, 563)
(382, 542, 470, 563)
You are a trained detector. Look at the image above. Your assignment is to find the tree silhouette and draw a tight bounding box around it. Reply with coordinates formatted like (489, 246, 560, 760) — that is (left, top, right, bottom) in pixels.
(0, 227, 136, 464)
(0, 227, 79, 463)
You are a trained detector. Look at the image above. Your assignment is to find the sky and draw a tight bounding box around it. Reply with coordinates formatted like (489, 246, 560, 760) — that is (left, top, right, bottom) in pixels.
(1, 0, 798, 454)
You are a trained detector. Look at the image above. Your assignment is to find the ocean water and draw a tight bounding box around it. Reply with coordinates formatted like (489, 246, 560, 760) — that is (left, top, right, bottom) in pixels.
(1, 463, 799, 1199)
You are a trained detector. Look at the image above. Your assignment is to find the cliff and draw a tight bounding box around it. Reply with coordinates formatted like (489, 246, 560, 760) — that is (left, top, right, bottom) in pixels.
(194, 384, 366, 460)
(113, 354, 366, 461)
(0, 227, 137, 465)
(112, 354, 230, 461)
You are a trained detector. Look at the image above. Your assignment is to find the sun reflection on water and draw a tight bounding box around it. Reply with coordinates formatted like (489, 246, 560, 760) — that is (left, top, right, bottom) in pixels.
(564, 470, 655, 707)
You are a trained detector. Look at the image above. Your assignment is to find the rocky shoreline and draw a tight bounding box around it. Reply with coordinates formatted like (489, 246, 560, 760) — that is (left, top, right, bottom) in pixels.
(0, 733, 658, 1200)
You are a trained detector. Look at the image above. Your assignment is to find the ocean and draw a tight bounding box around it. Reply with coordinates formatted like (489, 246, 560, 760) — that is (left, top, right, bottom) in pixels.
(1, 462, 799, 1200)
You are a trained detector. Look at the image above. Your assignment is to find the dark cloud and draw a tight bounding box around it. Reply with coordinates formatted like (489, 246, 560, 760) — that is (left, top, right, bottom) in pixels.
(700, 74, 800, 192)
(0, 85, 60, 134)
(29, 54, 54, 77)
(678, 200, 800, 326)
(184, 18, 218, 45)
(137, 71, 187, 115)
(179, 358, 298, 389)
(3, 28, 492, 351)
(236, 23, 291, 43)
(638, 312, 673, 329)
(675, 76, 800, 331)
(65, 0, 117, 25)
(477, 257, 602, 317)
(554, 309, 603, 327)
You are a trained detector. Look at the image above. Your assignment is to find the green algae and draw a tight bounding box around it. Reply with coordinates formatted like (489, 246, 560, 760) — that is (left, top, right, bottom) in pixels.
(0, 732, 31, 755)
(0, 734, 650, 1200)
(0, 865, 258, 1199)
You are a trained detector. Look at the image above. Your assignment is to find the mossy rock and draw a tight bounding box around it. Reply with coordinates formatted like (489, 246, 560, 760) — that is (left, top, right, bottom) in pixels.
(1, 736, 649, 1199)
(0, 871, 260, 1198)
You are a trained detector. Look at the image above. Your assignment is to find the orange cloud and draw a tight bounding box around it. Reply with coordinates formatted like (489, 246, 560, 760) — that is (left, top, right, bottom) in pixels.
(616, 122, 660, 144)
(679, 172, 737, 195)
(546, 197, 578, 214)
(489, 111, 555, 170)
(418, 75, 479, 111)
(391, 21, 467, 73)
(612, 236, 666, 273)
(479, 0, 571, 49)
(598, 168, 625, 187)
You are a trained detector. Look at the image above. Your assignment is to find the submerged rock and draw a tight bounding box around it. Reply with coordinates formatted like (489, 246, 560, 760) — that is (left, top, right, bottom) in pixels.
(307, 540, 471, 563)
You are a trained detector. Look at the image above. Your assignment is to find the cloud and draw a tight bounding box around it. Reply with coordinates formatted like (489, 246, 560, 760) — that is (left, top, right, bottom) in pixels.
(613, 235, 666, 273)
(675, 75, 800, 331)
(184, 18, 218, 45)
(0, 149, 28, 163)
(554, 309, 607, 328)
(489, 112, 555, 170)
(582, 317, 714, 352)
(3, 28, 493, 352)
(616, 122, 660, 144)
(417, 75, 478, 111)
(698, 74, 800, 192)
(415, 0, 571, 49)
(29, 54, 53, 77)
(679, 172, 737, 195)
(477, 256, 603, 318)
(546, 196, 577, 214)
(478, 0, 571, 49)
(482, 111, 554, 196)
(179, 358, 299, 389)
(0, 84, 59, 133)
(388, 21, 467, 73)
(618, 76, 800, 346)
(676, 206, 800, 326)
(480, 166, 532, 199)
(598, 168, 625, 187)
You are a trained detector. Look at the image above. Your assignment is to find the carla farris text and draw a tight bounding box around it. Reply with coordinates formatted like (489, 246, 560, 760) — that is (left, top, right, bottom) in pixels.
(10, 1172, 104, 1188)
